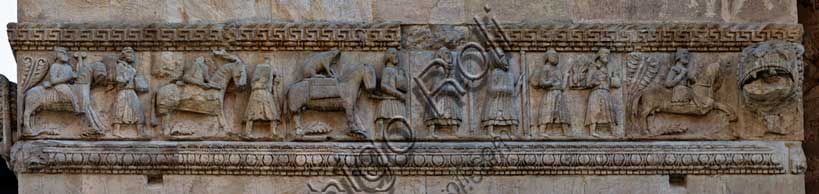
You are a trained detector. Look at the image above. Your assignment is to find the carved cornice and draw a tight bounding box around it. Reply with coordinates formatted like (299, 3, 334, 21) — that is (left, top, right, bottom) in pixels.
(492, 23, 803, 52)
(7, 23, 802, 52)
(11, 141, 799, 176)
(7, 22, 401, 51)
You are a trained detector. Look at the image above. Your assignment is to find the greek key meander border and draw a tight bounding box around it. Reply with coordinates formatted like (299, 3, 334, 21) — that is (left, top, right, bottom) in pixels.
(15, 141, 788, 176)
(7, 23, 802, 52)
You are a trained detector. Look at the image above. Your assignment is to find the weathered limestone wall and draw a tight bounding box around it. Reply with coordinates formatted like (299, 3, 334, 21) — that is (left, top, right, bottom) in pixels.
(5, 0, 808, 194)
(17, 0, 799, 24)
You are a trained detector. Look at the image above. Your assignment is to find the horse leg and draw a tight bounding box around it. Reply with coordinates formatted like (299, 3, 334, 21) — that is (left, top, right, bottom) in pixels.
(244, 120, 253, 137)
(23, 100, 38, 135)
(294, 112, 304, 136)
(270, 121, 279, 138)
(713, 102, 737, 121)
(138, 123, 147, 138)
(217, 112, 228, 136)
(343, 98, 366, 138)
(162, 113, 173, 136)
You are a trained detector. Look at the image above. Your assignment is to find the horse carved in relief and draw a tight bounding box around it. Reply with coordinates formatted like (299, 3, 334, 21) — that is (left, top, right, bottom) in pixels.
(154, 49, 247, 136)
(285, 49, 377, 138)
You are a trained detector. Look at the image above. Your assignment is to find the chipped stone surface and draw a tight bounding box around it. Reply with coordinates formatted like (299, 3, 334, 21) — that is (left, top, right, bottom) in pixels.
(17, 0, 798, 24)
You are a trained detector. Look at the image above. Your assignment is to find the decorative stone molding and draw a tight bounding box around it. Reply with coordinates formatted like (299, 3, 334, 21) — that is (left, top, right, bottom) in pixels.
(7, 22, 402, 52)
(492, 23, 803, 52)
(7, 23, 801, 52)
(11, 140, 799, 176)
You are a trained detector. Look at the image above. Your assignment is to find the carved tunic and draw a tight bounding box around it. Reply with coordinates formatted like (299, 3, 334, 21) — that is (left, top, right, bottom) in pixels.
(112, 61, 148, 125)
(584, 62, 616, 126)
(531, 64, 569, 127)
(665, 64, 692, 103)
(482, 67, 519, 127)
(425, 70, 463, 128)
(245, 64, 279, 122)
(183, 58, 211, 89)
(44, 62, 80, 112)
(376, 66, 407, 122)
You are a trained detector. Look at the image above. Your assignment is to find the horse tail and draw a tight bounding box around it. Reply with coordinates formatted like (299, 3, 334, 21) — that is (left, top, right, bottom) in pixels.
(629, 91, 643, 118)
(149, 90, 158, 127)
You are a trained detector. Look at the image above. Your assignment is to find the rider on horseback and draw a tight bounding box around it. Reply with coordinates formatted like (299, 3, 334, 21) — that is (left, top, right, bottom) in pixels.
(664, 49, 694, 104)
(43, 47, 82, 113)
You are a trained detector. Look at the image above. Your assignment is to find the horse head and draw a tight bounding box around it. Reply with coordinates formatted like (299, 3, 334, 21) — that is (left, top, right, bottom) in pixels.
(231, 61, 248, 90)
(362, 63, 376, 92)
(211, 49, 248, 90)
(340, 63, 377, 92)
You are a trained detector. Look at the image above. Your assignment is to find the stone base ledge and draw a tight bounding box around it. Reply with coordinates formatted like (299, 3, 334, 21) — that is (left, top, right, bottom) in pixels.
(9, 140, 805, 176)
(18, 174, 805, 194)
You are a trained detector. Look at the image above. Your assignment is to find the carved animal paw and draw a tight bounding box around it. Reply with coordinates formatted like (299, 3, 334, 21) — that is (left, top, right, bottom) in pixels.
(79, 130, 103, 138)
(35, 130, 60, 137)
(348, 129, 369, 139)
(170, 130, 194, 136)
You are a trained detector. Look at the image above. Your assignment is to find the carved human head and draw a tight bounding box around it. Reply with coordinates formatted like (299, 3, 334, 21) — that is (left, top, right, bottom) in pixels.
(120, 47, 136, 64)
(675, 49, 690, 65)
(490, 50, 510, 71)
(54, 47, 69, 63)
(545, 49, 558, 66)
(596, 48, 610, 64)
(436, 47, 452, 64)
(213, 48, 240, 63)
(385, 48, 398, 67)
(194, 56, 207, 66)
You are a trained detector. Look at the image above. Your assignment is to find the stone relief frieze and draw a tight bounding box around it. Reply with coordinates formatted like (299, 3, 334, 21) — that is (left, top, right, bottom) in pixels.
(156, 49, 248, 138)
(628, 49, 738, 137)
(288, 49, 377, 140)
(11, 42, 804, 142)
(2, 18, 808, 177)
(21, 48, 108, 138)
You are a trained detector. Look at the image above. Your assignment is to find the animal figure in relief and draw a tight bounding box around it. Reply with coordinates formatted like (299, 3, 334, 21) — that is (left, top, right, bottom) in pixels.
(302, 48, 341, 79)
(21, 47, 108, 137)
(286, 49, 377, 138)
(632, 49, 737, 135)
(154, 49, 248, 136)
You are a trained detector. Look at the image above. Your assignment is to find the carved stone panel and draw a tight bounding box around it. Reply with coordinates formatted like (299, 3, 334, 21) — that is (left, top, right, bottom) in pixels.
(2, 2, 810, 193)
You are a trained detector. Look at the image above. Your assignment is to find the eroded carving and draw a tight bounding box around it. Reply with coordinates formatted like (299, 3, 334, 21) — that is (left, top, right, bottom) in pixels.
(482, 51, 521, 136)
(22, 47, 107, 137)
(287, 49, 377, 139)
(416, 47, 466, 138)
(373, 48, 409, 138)
(110, 47, 149, 138)
(529, 49, 570, 136)
(739, 41, 805, 135)
(582, 49, 620, 137)
(155, 49, 248, 137)
(243, 58, 281, 139)
(0, 75, 16, 160)
(633, 49, 737, 136)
